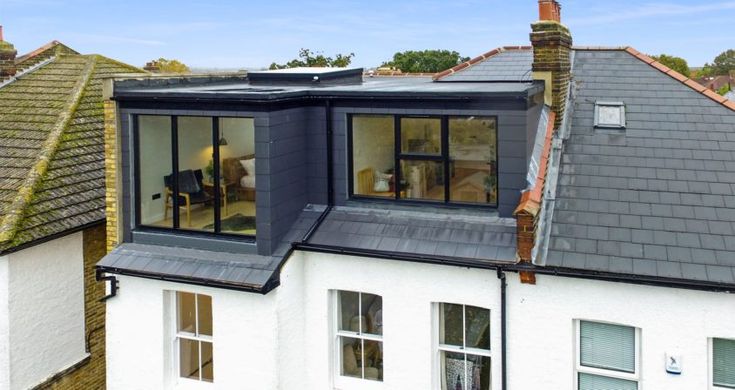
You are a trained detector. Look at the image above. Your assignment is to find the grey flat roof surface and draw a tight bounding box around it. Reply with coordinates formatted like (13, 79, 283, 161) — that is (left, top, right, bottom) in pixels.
(98, 208, 322, 290)
(547, 49, 735, 285)
(307, 206, 518, 262)
(440, 49, 533, 82)
(114, 76, 541, 100)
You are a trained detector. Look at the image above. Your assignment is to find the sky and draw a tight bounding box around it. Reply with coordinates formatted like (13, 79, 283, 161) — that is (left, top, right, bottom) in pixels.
(0, 0, 733, 70)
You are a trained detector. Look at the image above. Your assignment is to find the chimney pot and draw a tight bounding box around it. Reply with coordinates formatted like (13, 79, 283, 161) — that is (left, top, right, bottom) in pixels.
(0, 26, 4, 41)
(539, 0, 561, 22)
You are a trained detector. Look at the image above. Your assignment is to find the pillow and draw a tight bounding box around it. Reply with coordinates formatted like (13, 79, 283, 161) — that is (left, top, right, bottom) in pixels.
(244, 158, 256, 175)
(240, 158, 256, 175)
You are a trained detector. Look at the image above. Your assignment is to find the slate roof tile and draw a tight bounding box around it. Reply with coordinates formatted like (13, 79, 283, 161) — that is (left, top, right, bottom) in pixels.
(546, 49, 735, 286)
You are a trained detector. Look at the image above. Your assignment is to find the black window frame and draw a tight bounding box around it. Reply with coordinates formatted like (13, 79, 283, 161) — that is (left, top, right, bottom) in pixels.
(132, 114, 256, 240)
(347, 113, 499, 208)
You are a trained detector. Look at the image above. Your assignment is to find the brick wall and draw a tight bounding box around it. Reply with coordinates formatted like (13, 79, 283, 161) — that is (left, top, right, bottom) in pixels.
(104, 100, 119, 253)
(32, 225, 107, 390)
(530, 21, 572, 129)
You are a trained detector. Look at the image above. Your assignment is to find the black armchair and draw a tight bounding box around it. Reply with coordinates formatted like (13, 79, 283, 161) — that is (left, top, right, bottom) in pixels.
(164, 169, 213, 227)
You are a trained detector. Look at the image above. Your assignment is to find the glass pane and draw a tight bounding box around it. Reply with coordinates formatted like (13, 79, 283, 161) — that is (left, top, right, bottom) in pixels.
(714, 338, 735, 388)
(352, 115, 395, 198)
(580, 321, 636, 373)
(578, 373, 637, 390)
(177, 292, 196, 334)
(449, 117, 497, 205)
(138, 115, 172, 228)
(465, 306, 490, 351)
(467, 354, 491, 390)
(400, 160, 444, 201)
(362, 293, 383, 336)
(598, 105, 623, 126)
(339, 291, 360, 332)
(177, 116, 214, 232)
(197, 294, 213, 337)
(179, 338, 199, 380)
(441, 303, 464, 347)
(442, 351, 466, 390)
(401, 117, 441, 155)
(201, 341, 214, 383)
(363, 340, 383, 381)
(218, 117, 257, 236)
(340, 336, 362, 379)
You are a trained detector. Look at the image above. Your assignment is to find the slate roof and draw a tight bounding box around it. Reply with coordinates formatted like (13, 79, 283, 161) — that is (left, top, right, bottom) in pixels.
(306, 206, 518, 262)
(97, 208, 322, 292)
(435, 47, 533, 82)
(546, 49, 735, 285)
(0, 47, 142, 253)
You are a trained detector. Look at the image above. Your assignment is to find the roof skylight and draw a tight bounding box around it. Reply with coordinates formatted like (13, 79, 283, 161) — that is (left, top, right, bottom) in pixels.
(594, 101, 626, 129)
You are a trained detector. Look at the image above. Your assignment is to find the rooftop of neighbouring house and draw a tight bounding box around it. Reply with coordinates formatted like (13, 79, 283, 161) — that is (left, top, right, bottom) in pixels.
(545, 48, 735, 286)
(0, 36, 144, 253)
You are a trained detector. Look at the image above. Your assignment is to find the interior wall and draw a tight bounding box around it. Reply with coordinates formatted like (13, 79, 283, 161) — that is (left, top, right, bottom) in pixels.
(137, 116, 255, 225)
(351, 115, 395, 192)
(139, 116, 172, 224)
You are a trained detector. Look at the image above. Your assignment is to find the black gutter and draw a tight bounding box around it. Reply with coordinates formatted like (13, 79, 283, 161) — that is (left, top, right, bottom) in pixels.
(96, 265, 266, 294)
(497, 269, 508, 390)
(0, 219, 105, 256)
(292, 242, 735, 293)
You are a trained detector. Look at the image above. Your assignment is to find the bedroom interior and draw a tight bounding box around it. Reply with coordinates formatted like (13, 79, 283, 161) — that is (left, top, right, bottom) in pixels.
(138, 115, 257, 235)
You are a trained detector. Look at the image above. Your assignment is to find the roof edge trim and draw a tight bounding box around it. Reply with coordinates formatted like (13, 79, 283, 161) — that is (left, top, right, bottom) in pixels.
(623, 47, 735, 111)
(433, 46, 532, 81)
(514, 110, 556, 216)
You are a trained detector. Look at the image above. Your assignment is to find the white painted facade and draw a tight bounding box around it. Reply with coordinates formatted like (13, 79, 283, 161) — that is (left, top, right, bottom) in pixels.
(0, 232, 87, 390)
(105, 251, 735, 390)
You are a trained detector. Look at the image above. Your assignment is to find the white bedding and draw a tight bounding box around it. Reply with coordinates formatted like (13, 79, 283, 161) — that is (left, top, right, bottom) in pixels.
(240, 175, 256, 188)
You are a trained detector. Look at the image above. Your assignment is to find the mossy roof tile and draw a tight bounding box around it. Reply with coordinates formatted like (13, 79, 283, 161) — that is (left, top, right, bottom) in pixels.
(0, 51, 144, 251)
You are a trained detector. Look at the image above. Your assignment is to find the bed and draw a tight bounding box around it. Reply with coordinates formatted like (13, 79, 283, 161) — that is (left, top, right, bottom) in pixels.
(222, 154, 256, 201)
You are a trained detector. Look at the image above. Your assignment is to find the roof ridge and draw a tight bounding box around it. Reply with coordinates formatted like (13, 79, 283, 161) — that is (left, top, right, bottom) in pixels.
(433, 46, 532, 81)
(15, 40, 78, 66)
(0, 56, 98, 245)
(0, 55, 57, 90)
(624, 47, 735, 111)
(91, 54, 147, 74)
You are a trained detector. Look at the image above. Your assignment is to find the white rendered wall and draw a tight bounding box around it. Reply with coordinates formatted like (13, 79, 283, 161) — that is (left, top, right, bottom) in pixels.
(7, 232, 86, 390)
(0, 256, 9, 390)
(106, 275, 278, 390)
(279, 251, 504, 390)
(507, 274, 735, 390)
(105, 250, 735, 390)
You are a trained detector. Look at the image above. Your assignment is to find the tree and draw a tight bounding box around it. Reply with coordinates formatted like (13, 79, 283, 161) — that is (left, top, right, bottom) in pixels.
(381, 50, 470, 73)
(270, 48, 355, 70)
(701, 49, 735, 76)
(651, 54, 690, 77)
(148, 58, 190, 73)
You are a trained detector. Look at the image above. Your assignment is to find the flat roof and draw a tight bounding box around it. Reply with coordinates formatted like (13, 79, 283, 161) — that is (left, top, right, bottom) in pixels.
(113, 75, 543, 101)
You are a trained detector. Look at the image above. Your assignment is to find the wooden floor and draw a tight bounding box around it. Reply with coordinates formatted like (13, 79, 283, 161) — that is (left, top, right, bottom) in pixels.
(151, 200, 256, 235)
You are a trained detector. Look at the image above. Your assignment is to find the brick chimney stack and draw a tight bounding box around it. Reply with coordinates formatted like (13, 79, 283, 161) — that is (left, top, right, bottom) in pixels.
(514, 1, 573, 265)
(0, 26, 18, 80)
(531, 0, 572, 129)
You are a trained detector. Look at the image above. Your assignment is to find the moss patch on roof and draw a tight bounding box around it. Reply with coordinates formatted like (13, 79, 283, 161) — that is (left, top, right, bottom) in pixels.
(0, 53, 144, 252)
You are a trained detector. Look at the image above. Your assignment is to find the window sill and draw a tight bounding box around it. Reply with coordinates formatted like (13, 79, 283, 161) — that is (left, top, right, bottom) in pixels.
(132, 228, 257, 255)
(173, 378, 213, 390)
(334, 376, 384, 390)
